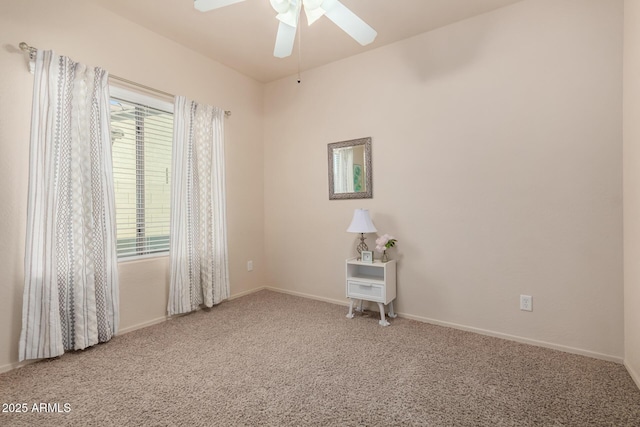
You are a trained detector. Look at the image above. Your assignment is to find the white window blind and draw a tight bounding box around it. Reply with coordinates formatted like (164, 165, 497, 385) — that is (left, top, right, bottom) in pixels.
(110, 88, 174, 259)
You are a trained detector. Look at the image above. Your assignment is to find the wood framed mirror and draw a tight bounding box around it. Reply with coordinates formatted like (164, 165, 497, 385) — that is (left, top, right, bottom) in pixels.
(328, 137, 372, 200)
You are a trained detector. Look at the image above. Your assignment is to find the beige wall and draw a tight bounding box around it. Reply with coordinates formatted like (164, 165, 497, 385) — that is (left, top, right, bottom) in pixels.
(0, 0, 633, 375)
(264, 0, 624, 360)
(624, 0, 640, 387)
(0, 0, 266, 371)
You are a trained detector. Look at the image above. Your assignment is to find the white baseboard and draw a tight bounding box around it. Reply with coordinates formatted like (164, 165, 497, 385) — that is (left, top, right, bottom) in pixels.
(625, 360, 640, 390)
(117, 315, 169, 335)
(1, 287, 624, 373)
(264, 286, 350, 307)
(397, 311, 623, 364)
(118, 287, 268, 334)
(229, 286, 267, 300)
(0, 286, 268, 375)
(265, 286, 623, 364)
(0, 320, 174, 373)
(0, 321, 174, 373)
(0, 359, 36, 375)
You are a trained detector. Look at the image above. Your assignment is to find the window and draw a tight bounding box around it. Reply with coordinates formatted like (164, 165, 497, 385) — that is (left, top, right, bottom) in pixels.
(110, 87, 174, 259)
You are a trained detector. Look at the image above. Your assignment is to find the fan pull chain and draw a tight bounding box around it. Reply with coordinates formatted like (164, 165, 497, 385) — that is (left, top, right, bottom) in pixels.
(297, 20, 302, 84)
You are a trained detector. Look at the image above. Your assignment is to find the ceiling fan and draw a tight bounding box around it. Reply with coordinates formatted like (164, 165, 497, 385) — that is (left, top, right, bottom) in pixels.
(194, 0, 377, 58)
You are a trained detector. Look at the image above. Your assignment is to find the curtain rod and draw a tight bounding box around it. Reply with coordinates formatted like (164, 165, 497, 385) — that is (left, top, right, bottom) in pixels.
(19, 42, 231, 117)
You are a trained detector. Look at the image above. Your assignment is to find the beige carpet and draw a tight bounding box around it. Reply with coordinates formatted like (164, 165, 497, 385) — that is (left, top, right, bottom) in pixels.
(1, 290, 639, 426)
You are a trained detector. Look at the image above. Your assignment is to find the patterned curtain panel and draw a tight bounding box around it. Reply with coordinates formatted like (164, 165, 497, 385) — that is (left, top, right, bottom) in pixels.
(19, 51, 119, 361)
(168, 96, 230, 316)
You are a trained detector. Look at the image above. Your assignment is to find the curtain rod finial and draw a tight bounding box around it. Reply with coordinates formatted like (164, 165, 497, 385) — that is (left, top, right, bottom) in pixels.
(19, 42, 35, 54)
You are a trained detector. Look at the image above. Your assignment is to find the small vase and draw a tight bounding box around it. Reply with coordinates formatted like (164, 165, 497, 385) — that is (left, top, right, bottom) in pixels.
(382, 250, 389, 262)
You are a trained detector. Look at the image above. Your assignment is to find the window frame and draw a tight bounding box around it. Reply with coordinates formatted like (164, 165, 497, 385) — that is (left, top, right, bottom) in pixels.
(109, 85, 174, 262)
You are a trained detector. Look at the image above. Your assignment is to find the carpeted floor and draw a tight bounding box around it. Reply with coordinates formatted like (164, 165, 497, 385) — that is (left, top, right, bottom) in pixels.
(1, 289, 639, 426)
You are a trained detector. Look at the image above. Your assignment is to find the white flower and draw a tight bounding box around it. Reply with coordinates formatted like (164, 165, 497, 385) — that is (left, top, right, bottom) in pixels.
(375, 233, 397, 253)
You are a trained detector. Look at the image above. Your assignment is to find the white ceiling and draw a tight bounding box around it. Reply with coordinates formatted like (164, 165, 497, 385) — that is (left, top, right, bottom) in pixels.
(90, 0, 523, 83)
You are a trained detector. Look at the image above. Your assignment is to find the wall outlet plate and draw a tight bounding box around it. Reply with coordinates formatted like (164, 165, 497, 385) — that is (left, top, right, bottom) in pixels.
(520, 295, 532, 311)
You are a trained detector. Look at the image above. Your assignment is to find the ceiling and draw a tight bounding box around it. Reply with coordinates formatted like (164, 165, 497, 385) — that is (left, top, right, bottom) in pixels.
(90, 0, 523, 83)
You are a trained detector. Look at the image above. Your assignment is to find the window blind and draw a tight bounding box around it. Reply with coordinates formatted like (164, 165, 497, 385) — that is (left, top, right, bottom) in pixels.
(110, 92, 173, 259)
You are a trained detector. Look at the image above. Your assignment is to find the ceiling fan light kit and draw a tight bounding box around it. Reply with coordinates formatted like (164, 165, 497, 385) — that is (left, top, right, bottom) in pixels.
(193, 0, 246, 12)
(194, 0, 377, 58)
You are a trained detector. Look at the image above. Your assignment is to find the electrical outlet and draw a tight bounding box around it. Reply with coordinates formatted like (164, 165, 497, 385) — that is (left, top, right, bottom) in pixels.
(247, 260, 253, 271)
(520, 295, 532, 311)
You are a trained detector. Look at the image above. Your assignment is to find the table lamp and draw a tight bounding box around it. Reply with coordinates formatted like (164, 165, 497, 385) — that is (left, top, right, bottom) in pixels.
(347, 208, 377, 259)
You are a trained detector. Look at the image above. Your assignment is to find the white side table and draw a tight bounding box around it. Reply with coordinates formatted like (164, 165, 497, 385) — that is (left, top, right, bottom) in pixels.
(345, 258, 397, 326)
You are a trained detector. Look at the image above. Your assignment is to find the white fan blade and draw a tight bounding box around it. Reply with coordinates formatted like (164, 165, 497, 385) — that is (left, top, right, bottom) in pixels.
(304, 6, 325, 26)
(194, 0, 246, 12)
(323, 0, 377, 45)
(273, 21, 297, 58)
(270, 0, 291, 14)
(302, 0, 325, 25)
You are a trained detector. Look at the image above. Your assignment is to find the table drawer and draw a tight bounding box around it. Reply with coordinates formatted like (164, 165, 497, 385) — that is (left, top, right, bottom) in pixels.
(347, 280, 384, 301)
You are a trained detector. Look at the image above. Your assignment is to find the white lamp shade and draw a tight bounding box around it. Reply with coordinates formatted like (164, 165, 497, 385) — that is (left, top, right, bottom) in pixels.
(347, 209, 377, 233)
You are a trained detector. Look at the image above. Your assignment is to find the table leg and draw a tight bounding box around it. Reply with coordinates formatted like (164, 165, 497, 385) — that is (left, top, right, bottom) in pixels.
(355, 299, 364, 312)
(388, 301, 397, 318)
(377, 302, 390, 326)
(346, 299, 356, 319)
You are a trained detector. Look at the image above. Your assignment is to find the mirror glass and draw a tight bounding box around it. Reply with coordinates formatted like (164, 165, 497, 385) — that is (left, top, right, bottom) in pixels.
(328, 137, 372, 200)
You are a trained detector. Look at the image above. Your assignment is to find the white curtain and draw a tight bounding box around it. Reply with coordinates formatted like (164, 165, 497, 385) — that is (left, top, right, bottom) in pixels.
(19, 51, 119, 361)
(334, 147, 354, 193)
(168, 96, 230, 315)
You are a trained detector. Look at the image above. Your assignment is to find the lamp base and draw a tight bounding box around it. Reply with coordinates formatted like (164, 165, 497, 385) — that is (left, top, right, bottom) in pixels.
(356, 233, 368, 259)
